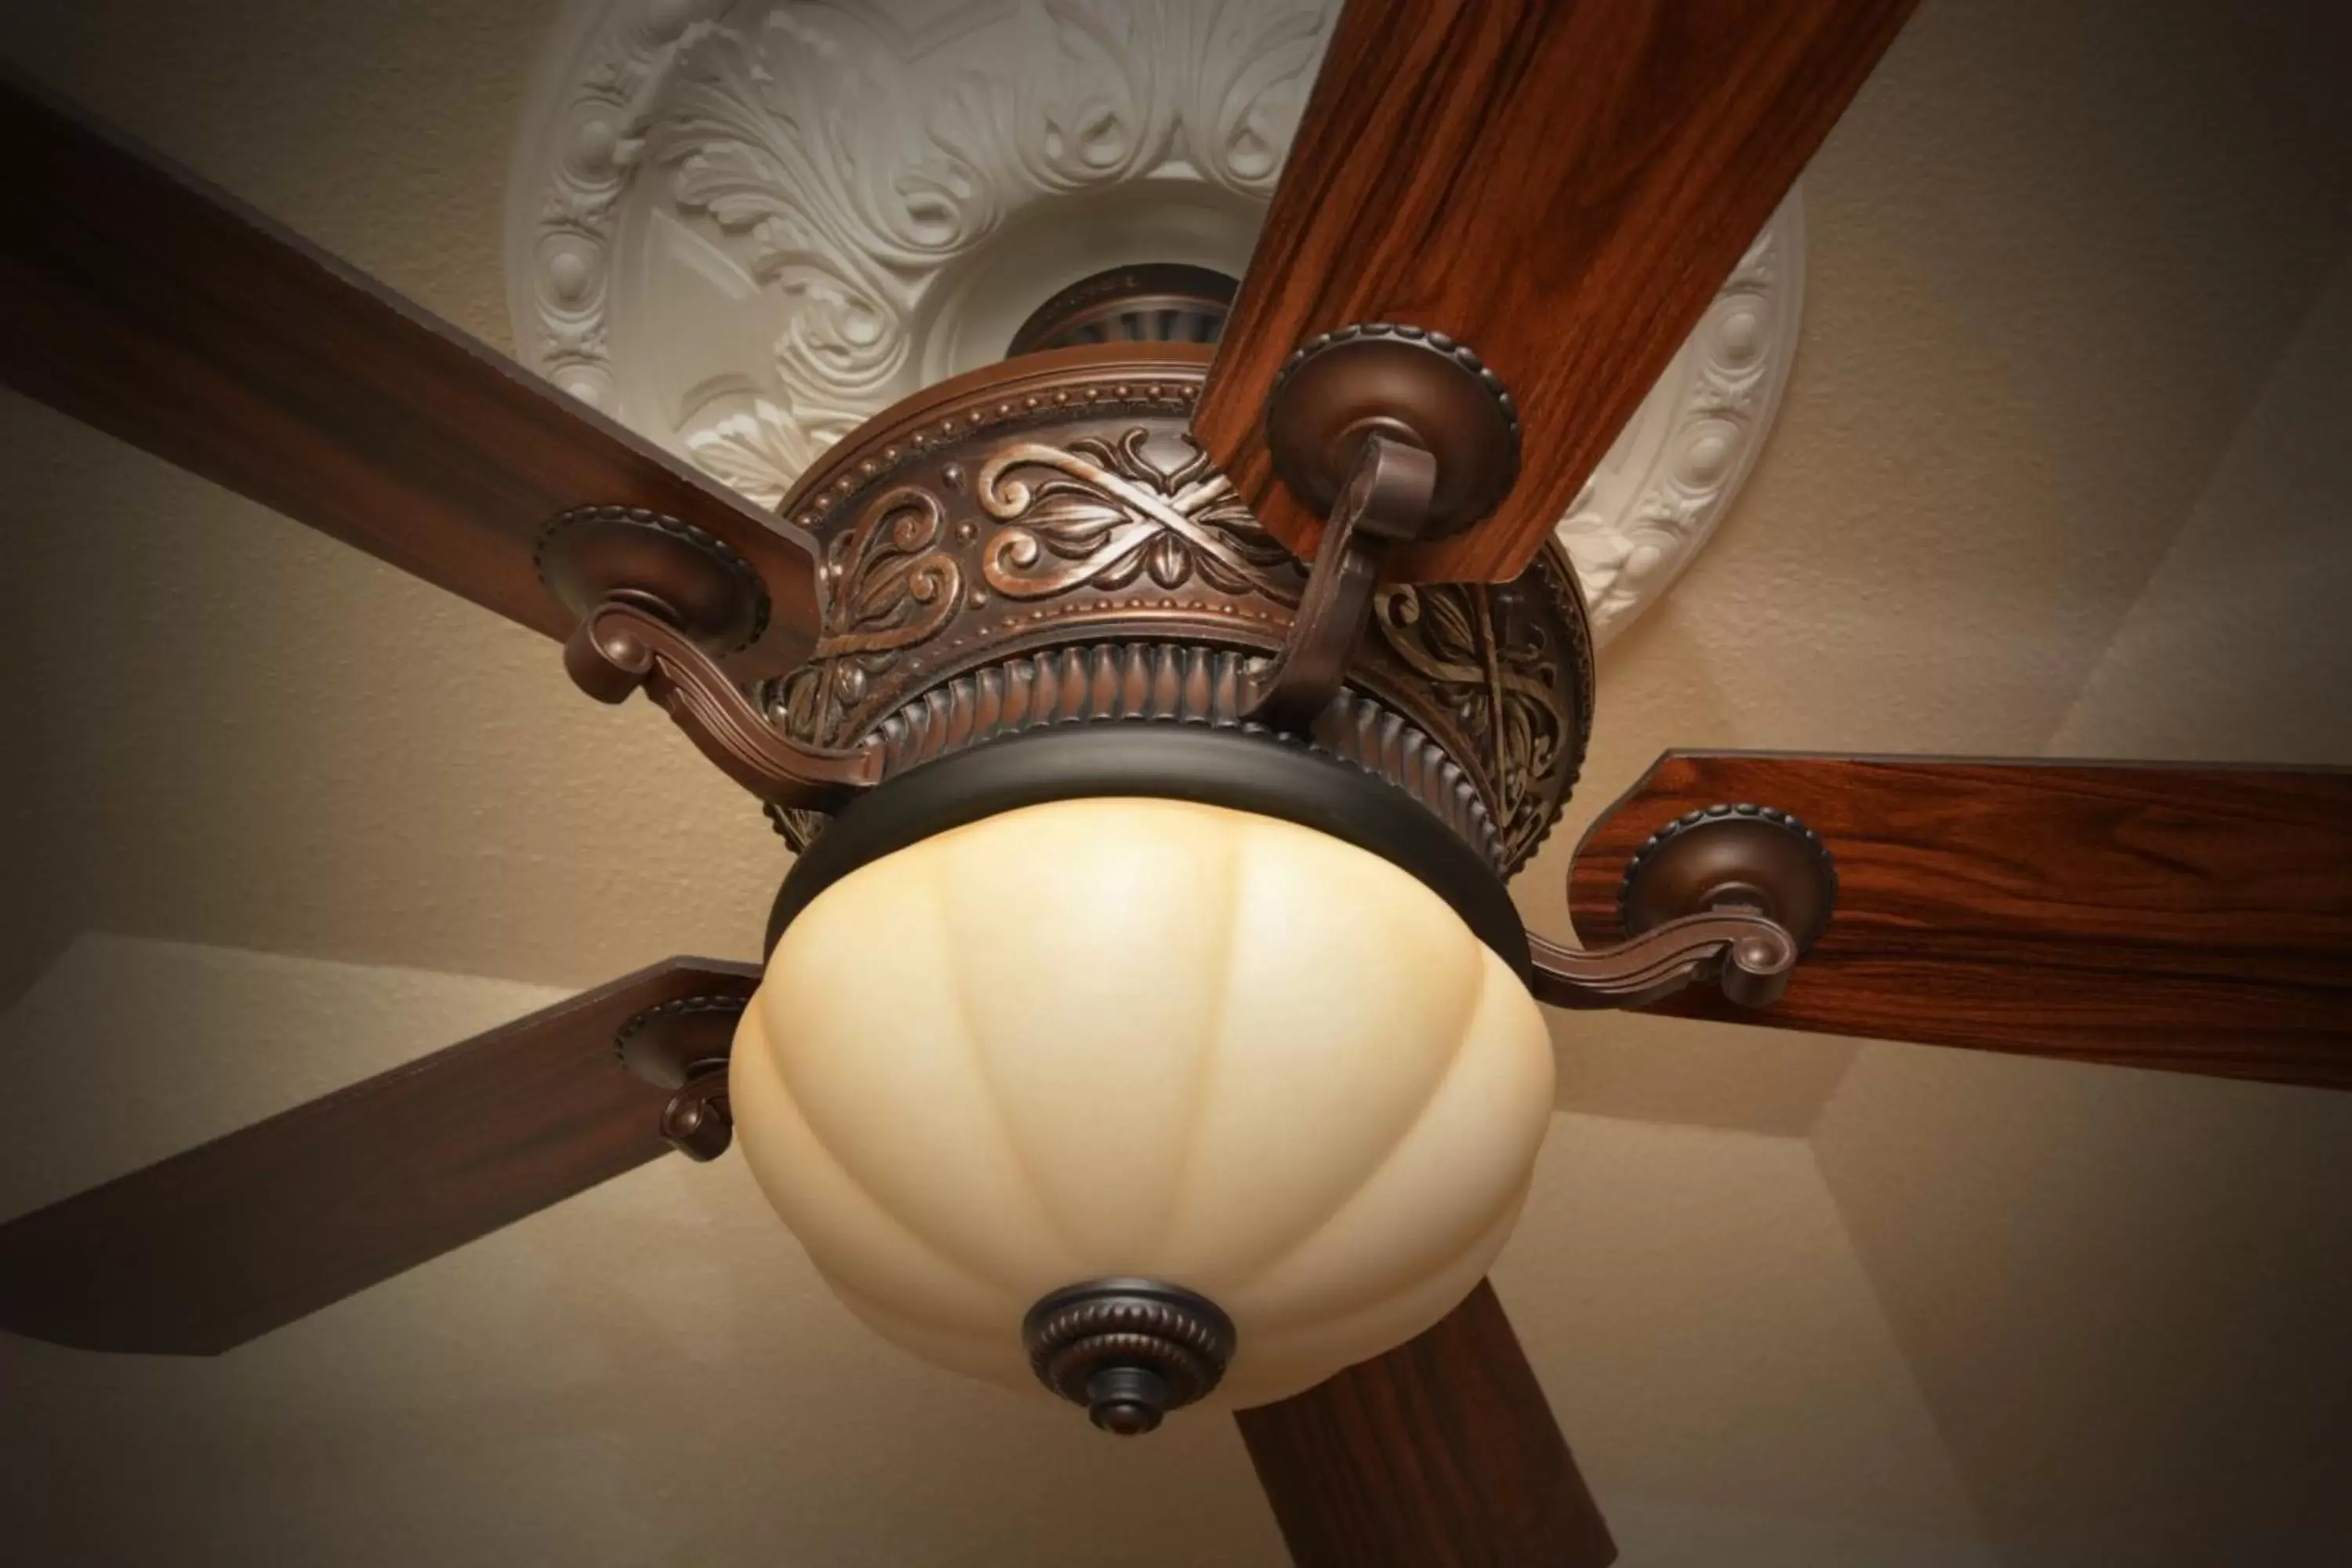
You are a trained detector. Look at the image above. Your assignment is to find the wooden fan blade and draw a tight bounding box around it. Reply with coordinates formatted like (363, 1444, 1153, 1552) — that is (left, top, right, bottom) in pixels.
(1196, 0, 1917, 581)
(1236, 1281, 1615, 1568)
(0, 71, 818, 674)
(0, 956, 759, 1356)
(1570, 754, 2352, 1089)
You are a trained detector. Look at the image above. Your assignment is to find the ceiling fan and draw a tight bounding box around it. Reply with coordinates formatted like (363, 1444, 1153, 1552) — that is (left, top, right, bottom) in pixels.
(4, 2, 2349, 1564)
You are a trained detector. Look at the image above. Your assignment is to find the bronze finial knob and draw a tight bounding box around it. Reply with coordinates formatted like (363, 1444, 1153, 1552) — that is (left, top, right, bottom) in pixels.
(1022, 1279, 1237, 1436)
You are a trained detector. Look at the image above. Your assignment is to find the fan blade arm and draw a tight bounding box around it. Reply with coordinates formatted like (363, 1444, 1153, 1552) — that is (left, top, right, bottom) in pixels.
(1527, 912, 1800, 1012)
(0, 956, 760, 1356)
(1570, 752, 2352, 1089)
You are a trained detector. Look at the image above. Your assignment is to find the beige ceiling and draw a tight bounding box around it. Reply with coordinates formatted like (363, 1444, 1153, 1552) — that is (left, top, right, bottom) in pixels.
(3, 0, 2350, 1563)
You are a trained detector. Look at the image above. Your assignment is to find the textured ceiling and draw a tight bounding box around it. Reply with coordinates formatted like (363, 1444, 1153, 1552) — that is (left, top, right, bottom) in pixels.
(3, 0, 2351, 1563)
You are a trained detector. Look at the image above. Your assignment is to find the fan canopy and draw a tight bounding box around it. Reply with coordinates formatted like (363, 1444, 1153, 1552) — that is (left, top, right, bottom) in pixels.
(729, 795, 1555, 1410)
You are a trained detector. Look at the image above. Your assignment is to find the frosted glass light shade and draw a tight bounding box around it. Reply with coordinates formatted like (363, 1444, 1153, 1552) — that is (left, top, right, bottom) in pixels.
(730, 796, 1554, 1408)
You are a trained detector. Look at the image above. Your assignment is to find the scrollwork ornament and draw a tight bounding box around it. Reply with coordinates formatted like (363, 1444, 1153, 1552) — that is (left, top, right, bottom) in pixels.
(778, 484, 961, 746)
(976, 430, 1297, 602)
(565, 599, 880, 808)
(1526, 911, 1802, 1013)
(747, 361, 1588, 865)
(1373, 580, 1574, 868)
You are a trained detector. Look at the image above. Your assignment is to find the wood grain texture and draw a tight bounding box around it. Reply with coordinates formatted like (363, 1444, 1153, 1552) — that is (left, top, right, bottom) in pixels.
(1196, 0, 1918, 581)
(1236, 1280, 1616, 1568)
(0, 956, 759, 1356)
(0, 71, 818, 675)
(1570, 753, 2352, 1088)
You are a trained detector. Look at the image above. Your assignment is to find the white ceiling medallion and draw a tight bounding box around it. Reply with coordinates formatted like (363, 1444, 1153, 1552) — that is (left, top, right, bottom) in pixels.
(505, 0, 1804, 645)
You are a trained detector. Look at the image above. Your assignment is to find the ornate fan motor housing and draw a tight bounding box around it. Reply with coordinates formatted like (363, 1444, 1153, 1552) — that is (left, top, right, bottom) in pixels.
(756, 338, 1595, 883)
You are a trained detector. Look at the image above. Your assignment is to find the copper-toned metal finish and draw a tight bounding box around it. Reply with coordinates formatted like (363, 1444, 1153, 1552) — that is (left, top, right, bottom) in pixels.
(615, 993, 747, 1090)
(766, 344, 1590, 874)
(616, 992, 749, 1161)
(818, 642, 1502, 868)
(567, 599, 881, 809)
(535, 505, 770, 655)
(1528, 912, 1801, 1012)
(1023, 1279, 1236, 1436)
(1617, 804, 1838, 952)
(1007, 263, 1237, 357)
(1261, 324, 1522, 538)
(657, 1073, 734, 1162)
(1242, 433, 1435, 732)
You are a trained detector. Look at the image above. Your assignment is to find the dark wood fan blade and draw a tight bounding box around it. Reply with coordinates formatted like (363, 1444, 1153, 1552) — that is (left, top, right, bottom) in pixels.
(0, 956, 759, 1356)
(1196, 0, 1917, 582)
(1236, 1280, 1615, 1567)
(0, 71, 818, 674)
(1570, 753, 2352, 1089)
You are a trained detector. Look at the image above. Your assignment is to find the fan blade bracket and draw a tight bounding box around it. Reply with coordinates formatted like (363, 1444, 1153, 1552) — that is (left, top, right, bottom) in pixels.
(657, 1078, 735, 1162)
(615, 989, 752, 1161)
(615, 991, 749, 1088)
(561, 598, 881, 808)
(1570, 753, 2352, 1089)
(1240, 431, 1436, 732)
(536, 505, 773, 659)
(1259, 323, 1522, 548)
(1617, 802, 1840, 952)
(1529, 804, 1830, 1014)
(1528, 909, 1801, 1012)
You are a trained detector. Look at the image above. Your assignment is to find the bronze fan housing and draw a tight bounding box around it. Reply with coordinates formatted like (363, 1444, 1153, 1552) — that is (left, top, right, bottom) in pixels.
(755, 336, 1592, 877)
